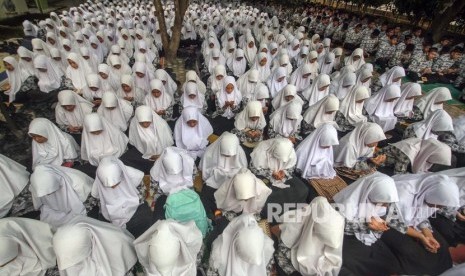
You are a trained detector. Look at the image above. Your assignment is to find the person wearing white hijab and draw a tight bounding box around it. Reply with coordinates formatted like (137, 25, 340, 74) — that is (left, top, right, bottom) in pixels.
(333, 172, 405, 275)
(232, 100, 267, 145)
(0, 154, 33, 217)
(66, 52, 93, 91)
(271, 84, 305, 110)
(150, 146, 196, 200)
(154, 69, 178, 97)
(333, 72, 357, 100)
(0, 217, 56, 276)
(174, 107, 213, 160)
(344, 48, 365, 71)
(365, 84, 401, 132)
(415, 87, 452, 120)
(55, 90, 93, 138)
(49, 47, 67, 75)
(226, 48, 247, 78)
(134, 219, 203, 276)
(214, 76, 242, 119)
(274, 196, 344, 276)
(378, 138, 452, 174)
(384, 173, 459, 275)
(207, 213, 275, 276)
(2, 56, 38, 103)
(97, 92, 133, 132)
(320, 52, 335, 75)
(299, 50, 320, 82)
(335, 86, 370, 132)
(296, 123, 339, 180)
(295, 46, 309, 68)
(144, 79, 174, 120)
(404, 109, 454, 140)
(237, 68, 261, 103)
(250, 138, 297, 188)
(133, 61, 154, 95)
(214, 168, 272, 217)
(394, 82, 423, 119)
(98, 63, 120, 92)
(81, 73, 104, 107)
(207, 64, 227, 98)
(302, 94, 339, 135)
(244, 34, 257, 65)
(289, 63, 313, 93)
(81, 113, 128, 167)
(333, 122, 386, 172)
(253, 52, 272, 82)
(272, 54, 293, 78)
(330, 64, 356, 94)
(183, 70, 207, 95)
(29, 164, 94, 228)
(17, 46, 36, 77)
(117, 74, 145, 106)
(268, 101, 303, 143)
(33, 54, 64, 94)
(206, 48, 227, 75)
(53, 216, 137, 275)
(200, 132, 248, 190)
(266, 67, 288, 98)
(302, 74, 331, 106)
(32, 38, 51, 58)
(376, 66, 406, 90)
(28, 117, 80, 169)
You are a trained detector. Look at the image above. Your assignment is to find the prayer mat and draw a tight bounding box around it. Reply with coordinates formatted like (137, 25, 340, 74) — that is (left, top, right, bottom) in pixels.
(335, 166, 376, 181)
(308, 175, 348, 202)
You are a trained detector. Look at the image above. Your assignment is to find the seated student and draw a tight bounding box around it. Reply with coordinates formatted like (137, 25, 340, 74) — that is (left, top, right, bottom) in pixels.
(333, 173, 405, 275)
(144, 79, 174, 121)
(97, 92, 133, 132)
(205, 48, 227, 76)
(180, 82, 208, 115)
(66, 53, 93, 93)
(49, 48, 66, 76)
(2, 56, 38, 103)
(0, 218, 56, 275)
(344, 48, 365, 71)
(364, 84, 401, 133)
(389, 43, 415, 69)
(30, 164, 96, 229)
(80, 113, 128, 170)
(268, 102, 303, 144)
(394, 82, 423, 120)
(98, 63, 120, 92)
(126, 105, 173, 173)
(207, 64, 227, 100)
(32, 54, 71, 103)
(232, 101, 267, 145)
(28, 117, 80, 169)
(154, 69, 178, 98)
(272, 54, 293, 78)
(213, 76, 242, 121)
(297, 51, 320, 83)
(53, 216, 137, 275)
(55, 90, 93, 141)
(289, 63, 313, 93)
(0, 154, 34, 218)
(132, 62, 153, 95)
(360, 29, 380, 57)
(355, 67, 373, 94)
(375, 34, 398, 69)
(237, 68, 260, 105)
(226, 48, 247, 78)
(271, 84, 304, 110)
(81, 74, 105, 107)
(273, 197, 345, 276)
(302, 95, 339, 136)
(294, 46, 309, 68)
(333, 122, 387, 174)
(383, 173, 459, 275)
(117, 74, 145, 107)
(302, 74, 331, 106)
(432, 47, 463, 83)
(407, 47, 439, 82)
(214, 168, 272, 222)
(174, 107, 213, 160)
(320, 52, 335, 75)
(134, 219, 203, 276)
(376, 66, 406, 90)
(343, 24, 363, 51)
(377, 138, 452, 175)
(266, 67, 288, 98)
(182, 70, 207, 96)
(413, 86, 452, 121)
(92, 156, 152, 237)
(332, 71, 356, 101)
(207, 213, 275, 276)
(403, 109, 465, 153)
(335, 86, 370, 132)
(253, 52, 272, 82)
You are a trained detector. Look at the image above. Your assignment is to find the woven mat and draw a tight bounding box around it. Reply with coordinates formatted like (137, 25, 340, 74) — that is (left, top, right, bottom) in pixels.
(194, 171, 203, 192)
(258, 219, 271, 238)
(309, 175, 348, 202)
(335, 167, 377, 181)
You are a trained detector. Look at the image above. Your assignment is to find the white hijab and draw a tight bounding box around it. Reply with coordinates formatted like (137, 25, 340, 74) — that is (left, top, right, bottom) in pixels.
(334, 72, 357, 100)
(0, 218, 56, 276)
(272, 84, 304, 110)
(280, 197, 344, 276)
(182, 82, 206, 109)
(296, 123, 339, 179)
(266, 67, 288, 98)
(30, 164, 92, 228)
(415, 87, 452, 118)
(150, 146, 195, 194)
(302, 74, 331, 106)
(53, 216, 137, 276)
(217, 76, 243, 119)
(210, 213, 275, 276)
(133, 61, 153, 94)
(209, 65, 227, 95)
(66, 52, 93, 90)
(412, 109, 454, 140)
(174, 107, 213, 159)
(200, 132, 248, 189)
(183, 70, 207, 95)
(269, 101, 303, 137)
(129, 105, 174, 159)
(33, 55, 62, 92)
(333, 122, 386, 168)
(134, 219, 202, 276)
(17, 46, 36, 77)
(226, 48, 247, 77)
(145, 78, 174, 114)
(3, 56, 26, 102)
(207, 48, 227, 75)
(154, 69, 178, 97)
(344, 48, 365, 71)
(319, 52, 335, 75)
(117, 74, 146, 106)
(394, 82, 422, 117)
(289, 63, 313, 93)
(234, 101, 267, 131)
(81, 113, 129, 166)
(253, 52, 271, 82)
(391, 138, 451, 173)
(236, 68, 260, 100)
(214, 168, 272, 214)
(364, 84, 401, 132)
(378, 66, 405, 87)
(91, 156, 143, 227)
(303, 94, 340, 129)
(55, 90, 93, 129)
(339, 86, 370, 125)
(97, 92, 134, 132)
(0, 155, 30, 217)
(393, 173, 459, 229)
(28, 118, 80, 169)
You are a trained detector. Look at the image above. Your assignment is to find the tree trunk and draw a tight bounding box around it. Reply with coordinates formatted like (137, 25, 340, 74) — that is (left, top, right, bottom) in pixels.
(153, 0, 190, 64)
(431, 0, 465, 42)
(0, 102, 22, 138)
